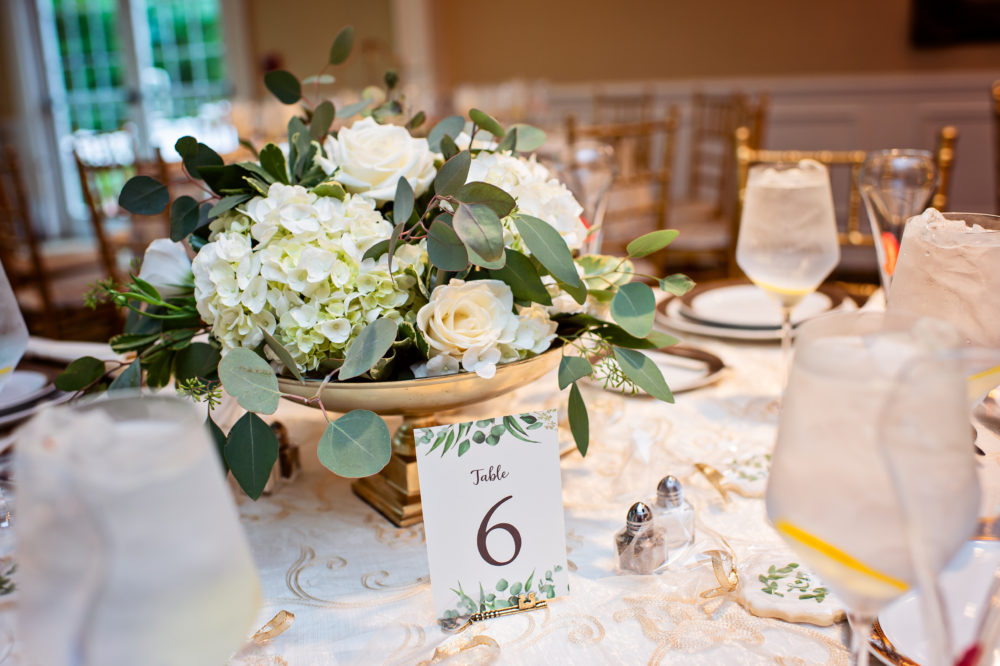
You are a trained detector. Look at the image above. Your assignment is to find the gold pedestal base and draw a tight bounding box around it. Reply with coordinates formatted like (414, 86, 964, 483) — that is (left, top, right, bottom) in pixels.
(351, 415, 434, 527)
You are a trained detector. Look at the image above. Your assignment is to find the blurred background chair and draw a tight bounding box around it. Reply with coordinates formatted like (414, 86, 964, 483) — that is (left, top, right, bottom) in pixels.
(667, 91, 769, 280)
(1, 143, 120, 340)
(591, 87, 655, 125)
(566, 107, 679, 270)
(733, 125, 958, 297)
(993, 81, 1000, 213)
(73, 130, 170, 281)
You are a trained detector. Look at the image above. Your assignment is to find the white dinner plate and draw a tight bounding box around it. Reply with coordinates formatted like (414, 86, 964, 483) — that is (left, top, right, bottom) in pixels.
(656, 296, 787, 341)
(0, 390, 74, 431)
(0, 371, 53, 413)
(679, 282, 838, 329)
(586, 345, 726, 395)
(872, 539, 1000, 665)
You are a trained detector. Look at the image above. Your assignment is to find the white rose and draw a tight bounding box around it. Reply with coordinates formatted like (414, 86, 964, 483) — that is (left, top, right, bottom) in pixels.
(320, 117, 436, 203)
(138, 238, 192, 298)
(416, 279, 520, 379)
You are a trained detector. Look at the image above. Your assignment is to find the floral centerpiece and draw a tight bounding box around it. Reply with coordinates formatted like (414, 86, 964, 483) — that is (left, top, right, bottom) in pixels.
(58, 27, 692, 499)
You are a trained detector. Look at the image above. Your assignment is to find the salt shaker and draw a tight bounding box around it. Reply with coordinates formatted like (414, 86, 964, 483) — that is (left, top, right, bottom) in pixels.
(654, 475, 695, 554)
(614, 502, 665, 574)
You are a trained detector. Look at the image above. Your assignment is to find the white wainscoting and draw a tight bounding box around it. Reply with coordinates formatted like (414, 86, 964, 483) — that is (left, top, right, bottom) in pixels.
(537, 70, 1000, 214)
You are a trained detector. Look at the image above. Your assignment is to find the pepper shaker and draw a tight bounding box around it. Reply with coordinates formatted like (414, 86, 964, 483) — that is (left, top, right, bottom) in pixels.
(614, 502, 665, 574)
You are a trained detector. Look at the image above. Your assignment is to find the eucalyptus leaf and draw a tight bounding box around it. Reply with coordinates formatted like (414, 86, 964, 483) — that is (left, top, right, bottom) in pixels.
(209, 194, 253, 218)
(173, 342, 221, 382)
(512, 214, 581, 287)
(236, 161, 276, 184)
(169, 195, 200, 241)
(427, 115, 465, 153)
(453, 203, 505, 268)
(626, 229, 680, 258)
(336, 98, 371, 119)
(317, 410, 392, 477)
(259, 329, 303, 382)
(469, 108, 504, 137)
(328, 25, 355, 65)
(393, 177, 414, 223)
(340, 318, 398, 380)
(434, 151, 471, 197)
(310, 100, 336, 141)
(509, 123, 546, 152)
(264, 69, 301, 104)
(613, 347, 674, 403)
(174, 136, 198, 160)
(108, 360, 141, 392)
(440, 134, 459, 160)
(55, 356, 106, 391)
(406, 110, 426, 130)
(109, 332, 160, 353)
(610, 282, 655, 338)
(427, 218, 469, 271)
(568, 382, 589, 456)
(384, 69, 399, 90)
(119, 176, 169, 215)
(488, 249, 550, 304)
(660, 273, 696, 297)
(455, 182, 515, 219)
(362, 239, 390, 262)
(497, 127, 517, 153)
(646, 330, 680, 349)
(218, 348, 280, 414)
(183, 142, 224, 180)
(225, 412, 279, 500)
(313, 181, 346, 199)
(207, 416, 229, 473)
(558, 356, 593, 390)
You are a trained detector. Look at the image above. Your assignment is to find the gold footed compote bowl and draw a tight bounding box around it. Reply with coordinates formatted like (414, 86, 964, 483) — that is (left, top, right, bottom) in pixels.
(277, 348, 562, 526)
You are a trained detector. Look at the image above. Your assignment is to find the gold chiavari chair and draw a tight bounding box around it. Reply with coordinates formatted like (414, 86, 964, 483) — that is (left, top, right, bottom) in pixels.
(592, 88, 655, 125)
(993, 81, 1000, 213)
(73, 130, 170, 281)
(0, 143, 120, 340)
(668, 91, 769, 278)
(566, 107, 680, 263)
(733, 125, 959, 289)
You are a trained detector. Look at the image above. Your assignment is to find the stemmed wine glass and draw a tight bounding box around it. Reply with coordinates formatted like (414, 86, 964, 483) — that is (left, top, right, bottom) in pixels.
(858, 150, 938, 293)
(0, 261, 28, 393)
(735, 160, 840, 372)
(766, 311, 982, 665)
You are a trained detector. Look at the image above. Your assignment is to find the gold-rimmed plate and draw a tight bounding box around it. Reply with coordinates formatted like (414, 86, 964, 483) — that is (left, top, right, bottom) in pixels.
(677, 278, 849, 330)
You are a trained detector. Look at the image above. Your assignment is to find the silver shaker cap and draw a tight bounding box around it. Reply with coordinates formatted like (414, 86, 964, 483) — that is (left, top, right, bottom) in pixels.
(656, 475, 683, 508)
(626, 502, 653, 533)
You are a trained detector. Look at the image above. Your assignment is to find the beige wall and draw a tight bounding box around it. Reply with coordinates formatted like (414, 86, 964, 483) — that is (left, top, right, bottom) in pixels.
(432, 0, 1000, 87)
(241, 0, 397, 98)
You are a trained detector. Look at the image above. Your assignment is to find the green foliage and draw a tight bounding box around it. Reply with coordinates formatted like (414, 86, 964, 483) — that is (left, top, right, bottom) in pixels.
(328, 25, 355, 65)
(118, 176, 169, 215)
(259, 143, 290, 184)
(393, 177, 414, 223)
(626, 229, 679, 258)
(340, 318, 399, 380)
(610, 282, 655, 338)
(453, 203, 505, 269)
(317, 410, 391, 477)
(55, 356, 106, 391)
(558, 356, 593, 390)
(264, 70, 302, 104)
(225, 412, 280, 499)
(568, 383, 589, 455)
(427, 218, 469, 271)
(261, 329, 304, 382)
(488, 249, 551, 305)
(511, 214, 581, 288)
(660, 273, 696, 297)
(310, 100, 336, 141)
(218, 348, 280, 414)
(434, 151, 471, 197)
(427, 115, 465, 153)
(169, 196, 201, 241)
(613, 347, 674, 403)
(108, 360, 141, 392)
(470, 108, 504, 137)
(509, 124, 546, 152)
(455, 182, 516, 219)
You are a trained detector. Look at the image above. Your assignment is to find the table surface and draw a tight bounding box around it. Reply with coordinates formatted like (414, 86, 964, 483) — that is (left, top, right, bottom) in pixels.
(4, 330, 997, 665)
(217, 330, 1000, 666)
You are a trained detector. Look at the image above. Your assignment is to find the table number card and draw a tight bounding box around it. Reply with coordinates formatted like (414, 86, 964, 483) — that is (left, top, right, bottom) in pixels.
(415, 409, 569, 619)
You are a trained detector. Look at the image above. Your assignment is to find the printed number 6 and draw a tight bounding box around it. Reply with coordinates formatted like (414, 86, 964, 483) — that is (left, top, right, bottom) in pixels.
(477, 495, 522, 566)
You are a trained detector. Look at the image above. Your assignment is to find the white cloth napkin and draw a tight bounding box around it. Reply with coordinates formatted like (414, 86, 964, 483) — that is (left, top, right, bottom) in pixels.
(25, 337, 119, 364)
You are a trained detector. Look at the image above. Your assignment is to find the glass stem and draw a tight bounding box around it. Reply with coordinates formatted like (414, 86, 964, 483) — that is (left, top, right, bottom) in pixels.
(780, 306, 793, 387)
(848, 611, 874, 666)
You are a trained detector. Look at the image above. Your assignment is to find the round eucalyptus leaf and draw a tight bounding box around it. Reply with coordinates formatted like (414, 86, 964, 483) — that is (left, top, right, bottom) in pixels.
(434, 150, 471, 197)
(55, 356, 106, 391)
(317, 410, 392, 478)
(427, 218, 469, 271)
(264, 70, 302, 104)
(558, 356, 593, 390)
(218, 348, 280, 414)
(610, 282, 655, 338)
(470, 108, 504, 138)
(118, 176, 169, 215)
(427, 115, 466, 153)
(454, 203, 505, 268)
(339, 318, 398, 380)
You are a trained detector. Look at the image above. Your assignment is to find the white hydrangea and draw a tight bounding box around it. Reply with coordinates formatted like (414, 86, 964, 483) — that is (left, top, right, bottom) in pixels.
(192, 184, 426, 371)
(466, 152, 587, 251)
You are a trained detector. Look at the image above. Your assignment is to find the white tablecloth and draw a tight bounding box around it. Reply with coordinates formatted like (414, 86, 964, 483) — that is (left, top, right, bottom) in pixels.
(223, 332, 999, 666)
